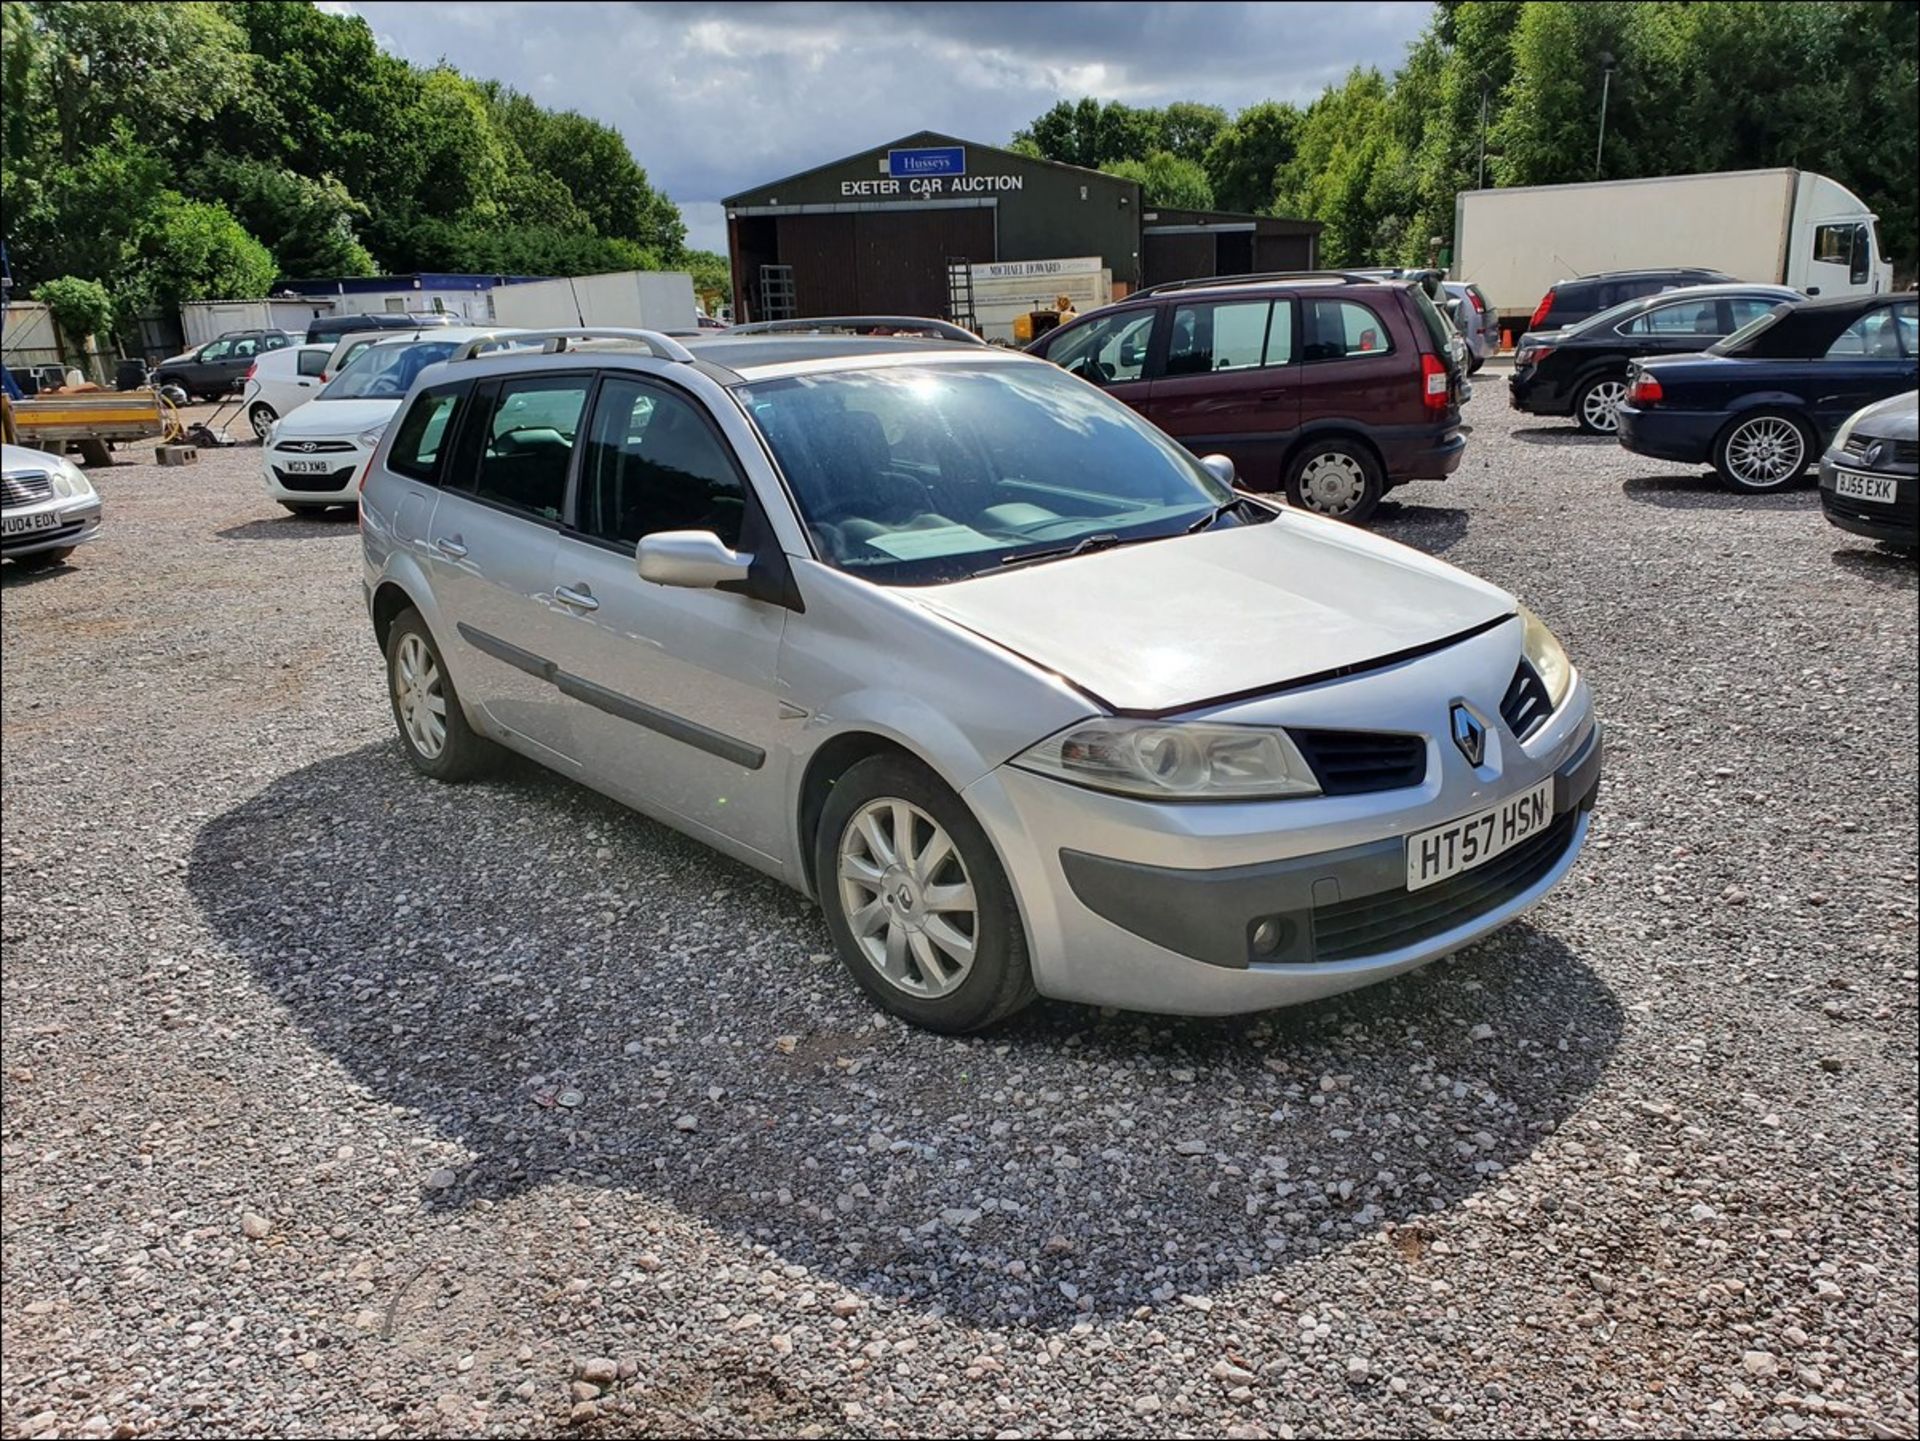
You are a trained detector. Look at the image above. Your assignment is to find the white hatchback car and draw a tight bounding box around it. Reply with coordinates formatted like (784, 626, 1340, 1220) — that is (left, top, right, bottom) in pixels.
(240, 343, 333, 441)
(262, 328, 521, 514)
(360, 324, 1602, 1033)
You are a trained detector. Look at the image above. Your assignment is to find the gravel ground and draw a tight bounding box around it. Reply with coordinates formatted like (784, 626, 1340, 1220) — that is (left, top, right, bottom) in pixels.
(3, 381, 1915, 1439)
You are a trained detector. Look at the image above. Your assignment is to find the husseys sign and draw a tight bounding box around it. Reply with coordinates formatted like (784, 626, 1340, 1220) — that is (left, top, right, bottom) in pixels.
(840, 147, 1026, 198)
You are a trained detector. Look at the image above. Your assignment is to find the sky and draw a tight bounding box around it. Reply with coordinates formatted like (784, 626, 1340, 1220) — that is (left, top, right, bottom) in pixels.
(321, 1, 1433, 255)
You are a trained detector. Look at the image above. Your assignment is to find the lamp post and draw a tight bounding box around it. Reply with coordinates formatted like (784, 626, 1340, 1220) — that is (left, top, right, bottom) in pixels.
(1477, 74, 1490, 189)
(1596, 51, 1617, 177)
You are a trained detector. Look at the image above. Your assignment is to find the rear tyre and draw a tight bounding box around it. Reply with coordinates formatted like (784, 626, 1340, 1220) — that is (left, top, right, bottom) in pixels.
(1713, 410, 1813, 493)
(385, 608, 499, 782)
(248, 403, 277, 442)
(1283, 441, 1384, 525)
(1573, 374, 1628, 435)
(10, 547, 75, 571)
(814, 754, 1035, 1034)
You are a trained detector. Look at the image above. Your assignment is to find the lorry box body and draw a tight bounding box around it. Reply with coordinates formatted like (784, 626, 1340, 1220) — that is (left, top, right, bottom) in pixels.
(489, 271, 698, 332)
(1454, 168, 1892, 326)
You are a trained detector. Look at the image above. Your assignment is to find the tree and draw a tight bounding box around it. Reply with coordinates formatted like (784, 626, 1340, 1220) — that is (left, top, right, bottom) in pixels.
(24, 0, 253, 163)
(189, 156, 377, 279)
(128, 197, 276, 309)
(1013, 98, 1164, 169)
(1159, 102, 1228, 164)
(1104, 152, 1215, 210)
(31, 276, 115, 365)
(685, 249, 732, 306)
(1203, 101, 1300, 214)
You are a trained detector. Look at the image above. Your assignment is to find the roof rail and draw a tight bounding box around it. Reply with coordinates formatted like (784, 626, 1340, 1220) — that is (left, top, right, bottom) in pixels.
(724, 316, 987, 344)
(1132, 270, 1375, 299)
(448, 327, 696, 364)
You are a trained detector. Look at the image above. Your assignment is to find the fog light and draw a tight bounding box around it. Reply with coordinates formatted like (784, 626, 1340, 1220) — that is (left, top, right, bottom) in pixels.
(1250, 918, 1284, 956)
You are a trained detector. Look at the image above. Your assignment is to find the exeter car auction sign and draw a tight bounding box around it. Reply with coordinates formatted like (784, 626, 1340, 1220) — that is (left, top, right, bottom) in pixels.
(842, 147, 1028, 198)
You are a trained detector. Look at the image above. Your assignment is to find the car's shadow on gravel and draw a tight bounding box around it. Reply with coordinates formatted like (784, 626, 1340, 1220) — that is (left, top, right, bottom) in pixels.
(1620, 472, 1819, 511)
(1510, 425, 1609, 445)
(215, 511, 359, 541)
(188, 742, 1622, 1329)
(0, 558, 81, 587)
(1372, 502, 1470, 555)
(1831, 545, 1919, 585)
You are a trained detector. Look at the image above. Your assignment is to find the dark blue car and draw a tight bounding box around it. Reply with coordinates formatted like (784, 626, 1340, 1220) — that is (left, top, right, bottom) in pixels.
(1615, 294, 1918, 492)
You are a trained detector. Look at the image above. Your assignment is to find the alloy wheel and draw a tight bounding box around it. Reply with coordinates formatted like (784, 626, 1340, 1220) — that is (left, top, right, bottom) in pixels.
(1296, 451, 1368, 515)
(1581, 379, 1627, 432)
(393, 632, 448, 760)
(836, 797, 978, 999)
(1725, 416, 1805, 488)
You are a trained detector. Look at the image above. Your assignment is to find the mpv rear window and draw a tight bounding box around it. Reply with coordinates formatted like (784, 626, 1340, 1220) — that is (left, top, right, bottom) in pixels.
(1301, 299, 1392, 362)
(388, 384, 466, 482)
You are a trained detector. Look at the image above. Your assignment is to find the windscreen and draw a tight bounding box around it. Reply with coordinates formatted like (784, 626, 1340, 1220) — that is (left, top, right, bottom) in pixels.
(736, 363, 1250, 586)
(320, 340, 459, 400)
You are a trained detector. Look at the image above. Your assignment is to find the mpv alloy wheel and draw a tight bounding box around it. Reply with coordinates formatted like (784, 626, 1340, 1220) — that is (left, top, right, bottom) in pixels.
(393, 632, 448, 760)
(1717, 412, 1809, 492)
(1576, 377, 1627, 434)
(838, 797, 978, 999)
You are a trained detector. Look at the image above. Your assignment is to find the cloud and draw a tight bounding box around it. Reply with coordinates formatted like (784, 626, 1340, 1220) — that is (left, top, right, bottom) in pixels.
(342, 0, 1431, 247)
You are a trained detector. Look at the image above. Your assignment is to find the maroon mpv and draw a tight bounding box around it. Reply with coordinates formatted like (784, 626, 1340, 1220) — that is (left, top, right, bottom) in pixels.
(1028, 272, 1467, 524)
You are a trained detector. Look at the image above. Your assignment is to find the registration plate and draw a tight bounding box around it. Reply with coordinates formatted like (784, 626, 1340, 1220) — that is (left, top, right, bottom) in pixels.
(1405, 779, 1554, 892)
(1, 511, 59, 536)
(1834, 468, 1897, 504)
(284, 459, 333, 474)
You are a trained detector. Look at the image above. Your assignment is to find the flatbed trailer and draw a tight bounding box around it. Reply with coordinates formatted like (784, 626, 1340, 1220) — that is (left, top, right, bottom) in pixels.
(6, 389, 175, 464)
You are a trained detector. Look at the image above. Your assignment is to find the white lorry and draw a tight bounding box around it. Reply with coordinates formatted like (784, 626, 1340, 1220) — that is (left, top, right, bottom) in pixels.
(1453, 168, 1893, 328)
(489, 270, 698, 332)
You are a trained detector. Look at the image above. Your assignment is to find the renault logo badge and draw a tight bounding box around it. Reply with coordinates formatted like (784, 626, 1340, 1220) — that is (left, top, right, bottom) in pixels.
(1863, 441, 1885, 467)
(1451, 704, 1487, 767)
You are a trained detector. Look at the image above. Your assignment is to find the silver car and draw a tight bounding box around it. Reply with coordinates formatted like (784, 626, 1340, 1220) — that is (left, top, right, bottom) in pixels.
(1442, 281, 1498, 372)
(3, 442, 103, 570)
(360, 325, 1601, 1032)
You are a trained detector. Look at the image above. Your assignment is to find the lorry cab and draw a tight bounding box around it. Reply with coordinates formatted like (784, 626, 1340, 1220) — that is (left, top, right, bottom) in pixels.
(1789, 172, 1892, 299)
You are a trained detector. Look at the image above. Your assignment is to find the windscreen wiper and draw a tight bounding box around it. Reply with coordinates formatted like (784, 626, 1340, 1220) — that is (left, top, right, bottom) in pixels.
(1185, 494, 1271, 533)
(991, 531, 1131, 574)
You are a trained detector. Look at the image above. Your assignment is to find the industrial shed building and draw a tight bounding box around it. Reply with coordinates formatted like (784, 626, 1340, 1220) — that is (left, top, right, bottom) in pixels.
(723, 131, 1321, 324)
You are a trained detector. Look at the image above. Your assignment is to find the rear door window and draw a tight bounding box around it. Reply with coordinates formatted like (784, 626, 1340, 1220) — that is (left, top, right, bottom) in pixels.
(459, 376, 590, 523)
(1619, 301, 1722, 337)
(296, 349, 328, 378)
(1301, 299, 1393, 362)
(1165, 300, 1285, 375)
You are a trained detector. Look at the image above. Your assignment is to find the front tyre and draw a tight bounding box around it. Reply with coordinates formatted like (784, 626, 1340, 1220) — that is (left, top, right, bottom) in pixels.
(815, 755, 1035, 1033)
(1714, 410, 1812, 492)
(385, 608, 499, 782)
(1283, 441, 1384, 524)
(1573, 374, 1627, 435)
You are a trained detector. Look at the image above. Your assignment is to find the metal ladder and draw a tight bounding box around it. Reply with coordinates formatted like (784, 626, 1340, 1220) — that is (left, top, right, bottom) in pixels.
(757, 264, 797, 322)
(946, 258, 978, 334)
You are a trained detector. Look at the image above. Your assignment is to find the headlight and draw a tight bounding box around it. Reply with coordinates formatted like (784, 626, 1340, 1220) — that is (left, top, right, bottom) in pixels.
(356, 426, 387, 449)
(48, 457, 94, 500)
(1830, 411, 1862, 453)
(1015, 719, 1322, 801)
(1519, 605, 1574, 708)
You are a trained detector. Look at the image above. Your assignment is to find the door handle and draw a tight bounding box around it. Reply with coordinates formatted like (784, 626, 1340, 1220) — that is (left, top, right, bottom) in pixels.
(554, 584, 599, 612)
(433, 536, 468, 558)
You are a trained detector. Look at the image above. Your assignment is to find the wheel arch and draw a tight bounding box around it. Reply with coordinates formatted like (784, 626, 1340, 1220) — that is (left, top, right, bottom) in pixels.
(1279, 425, 1387, 485)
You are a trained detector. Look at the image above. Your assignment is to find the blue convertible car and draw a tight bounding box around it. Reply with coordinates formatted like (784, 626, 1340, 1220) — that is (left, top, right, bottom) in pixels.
(1615, 293, 1918, 492)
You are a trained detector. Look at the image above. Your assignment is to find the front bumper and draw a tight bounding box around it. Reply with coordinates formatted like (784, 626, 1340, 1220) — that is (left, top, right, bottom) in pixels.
(1818, 455, 1918, 545)
(261, 440, 368, 502)
(1614, 404, 1719, 464)
(2, 499, 104, 557)
(963, 625, 1600, 1016)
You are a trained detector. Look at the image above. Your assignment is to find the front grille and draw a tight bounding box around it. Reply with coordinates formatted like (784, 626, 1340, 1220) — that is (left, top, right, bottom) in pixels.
(1291, 730, 1427, 796)
(1312, 811, 1578, 961)
(271, 464, 356, 492)
(2, 472, 55, 506)
(1501, 662, 1553, 740)
(273, 439, 355, 454)
(1841, 435, 1920, 468)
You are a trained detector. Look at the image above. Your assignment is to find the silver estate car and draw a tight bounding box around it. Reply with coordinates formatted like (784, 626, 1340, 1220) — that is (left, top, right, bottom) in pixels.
(360, 324, 1601, 1032)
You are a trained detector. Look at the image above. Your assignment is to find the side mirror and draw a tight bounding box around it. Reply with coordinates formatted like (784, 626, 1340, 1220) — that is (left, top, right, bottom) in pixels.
(1199, 453, 1238, 489)
(637, 530, 753, 589)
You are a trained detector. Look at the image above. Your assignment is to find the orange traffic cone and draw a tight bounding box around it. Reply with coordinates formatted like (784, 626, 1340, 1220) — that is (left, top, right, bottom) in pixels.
(1500, 326, 1514, 352)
